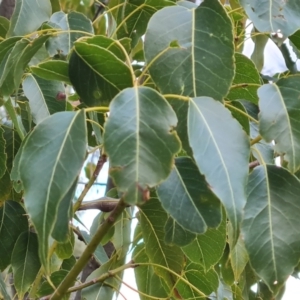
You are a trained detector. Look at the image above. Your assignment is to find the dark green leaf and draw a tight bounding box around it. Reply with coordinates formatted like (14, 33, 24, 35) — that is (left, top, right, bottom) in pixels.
(242, 165, 300, 292)
(226, 53, 261, 104)
(0, 37, 22, 63)
(144, 0, 234, 99)
(30, 61, 70, 84)
(0, 201, 28, 271)
(0, 127, 6, 179)
(227, 101, 250, 135)
(104, 87, 180, 204)
(258, 76, 300, 172)
(46, 11, 94, 56)
(11, 232, 41, 299)
(55, 230, 75, 260)
(0, 17, 9, 38)
(157, 156, 221, 234)
(188, 97, 250, 242)
(19, 111, 87, 273)
(61, 255, 76, 271)
(251, 29, 269, 72)
(23, 74, 66, 124)
(7, 0, 51, 37)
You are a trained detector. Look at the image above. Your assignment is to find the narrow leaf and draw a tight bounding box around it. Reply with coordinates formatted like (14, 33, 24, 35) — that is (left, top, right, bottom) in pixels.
(104, 87, 180, 204)
(11, 232, 41, 299)
(242, 165, 300, 292)
(188, 97, 250, 242)
(19, 111, 87, 272)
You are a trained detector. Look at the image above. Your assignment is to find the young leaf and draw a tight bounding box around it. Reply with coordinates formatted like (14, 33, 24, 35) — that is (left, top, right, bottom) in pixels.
(11, 232, 41, 299)
(188, 97, 250, 242)
(242, 165, 300, 292)
(144, 0, 234, 100)
(19, 110, 87, 273)
(258, 76, 300, 173)
(157, 156, 221, 234)
(104, 87, 180, 204)
(7, 0, 51, 37)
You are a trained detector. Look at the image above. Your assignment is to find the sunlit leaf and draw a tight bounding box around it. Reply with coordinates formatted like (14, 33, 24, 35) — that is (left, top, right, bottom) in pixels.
(19, 111, 87, 272)
(104, 87, 180, 204)
(242, 165, 300, 292)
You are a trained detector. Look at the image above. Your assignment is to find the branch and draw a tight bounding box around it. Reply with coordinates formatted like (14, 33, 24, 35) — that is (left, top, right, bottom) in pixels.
(50, 198, 127, 300)
(78, 197, 120, 212)
(249, 160, 259, 169)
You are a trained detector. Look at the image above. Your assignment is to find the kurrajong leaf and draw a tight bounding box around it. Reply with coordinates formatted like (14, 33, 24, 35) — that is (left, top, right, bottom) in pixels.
(242, 165, 300, 292)
(19, 111, 87, 273)
(144, 0, 234, 100)
(0, 126, 6, 179)
(258, 76, 300, 173)
(104, 86, 180, 204)
(188, 97, 250, 242)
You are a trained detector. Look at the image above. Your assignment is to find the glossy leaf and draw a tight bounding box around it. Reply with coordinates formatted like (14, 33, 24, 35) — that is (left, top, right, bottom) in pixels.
(11, 232, 41, 299)
(30, 61, 70, 84)
(139, 198, 184, 290)
(182, 209, 226, 272)
(242, 165, 300, 292)
(104, 87, 180, 204)
(240, 0, 300, 38)
(258, 76, 300, 173)
(144, 0, 234, 99)
(7, 0, 51, 37)
(0, 127, 6, 178)
(157, 156, 221, 234)
(19, 111, 87, 272)
(0, 201, 28, 271)
(226, 53, 261, 104)
(46, 11, 94, 56)
(23, 74, 66, 124)
(70, 40, 133, 107)
(188, 97, 250, 242)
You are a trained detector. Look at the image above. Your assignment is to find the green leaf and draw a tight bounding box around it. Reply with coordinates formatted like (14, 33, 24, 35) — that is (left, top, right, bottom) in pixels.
(188, 97, 250, 242)
(240, 0, 300, 38)
(157, 156, 221, 234)
(11, 232, 41, 299)
(0, 37, 22, 62)
(7, 0, 51, 37)
(258, 76, 300, 173)
(226, 101, 250, 135)
(251, 29, 269, 72)
(182, 209, 226, 272)
(55, 230, 75, 260)
(226, 53, 261, 104)
(230, 238, 248, 281)
(31, 61, 70, 84)
(164, 216, 196, 247)
(104, 87, 180, 204)
(23, 74, 66, 124)
(46, 11, 94, 56)
(0, 201, 28, 271)
(139, 198, 184, 291)
(0, 273, 10, 300)
(242, 165, 300, 292)
(0, 127, 6, 179)
(69, 40, 133, 107)
(144, 0, 234, 99)
(19, 111, 87, 273)
(0, 17, 9, 38)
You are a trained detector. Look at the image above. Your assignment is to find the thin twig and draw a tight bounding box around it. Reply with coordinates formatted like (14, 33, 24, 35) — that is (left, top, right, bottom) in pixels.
(78, 197, 121, 212)
(249, 160, 260, 169)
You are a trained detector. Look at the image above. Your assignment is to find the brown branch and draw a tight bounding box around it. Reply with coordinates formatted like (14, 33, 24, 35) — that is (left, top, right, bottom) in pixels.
(249, 160, 260, 169)
(78, 197, 121, 212)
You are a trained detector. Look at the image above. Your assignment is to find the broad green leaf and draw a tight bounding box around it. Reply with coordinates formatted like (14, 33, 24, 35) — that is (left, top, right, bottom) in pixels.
(19, 111, 87, 273)
(176, 262, 219, 298)
(182, 209, 226, 272)
(226, 101, 250, 135)
(7, 0, 51, 37)
(188, 97, 250, 242)
(251, 28, 269, 72)
(226, 53, 261, 104)
(258, 76, 300, 172)
(0, 274, 10, 300)
(139, 198, 184, 292)
(157, 157, 221, 234)
(0, 17, 9, 38)
(23, 74, 66, 124)
(46, 11, 94, 56)
(144, 0, 234, 100)
(0, 201, 28, 271)
(164, 216, 196, 247)
(0, 127, 6, 178)
(0, 37, 22, 62)
(230, 238, 248, 281)
(11, 232, 41, 299)
(242, 165, 300, 292)
(289, 30, 300, 51)
(55, 230, 75, 260)
(61, 255, 76, 271)
(104, 87, 180, 204)
(31, 61, 70, 84)
(240, 0, 300, 38)
(69, 41, 133, 107)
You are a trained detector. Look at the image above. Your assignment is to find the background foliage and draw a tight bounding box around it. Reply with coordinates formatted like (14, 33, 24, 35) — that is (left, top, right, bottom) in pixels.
(1, 0, 300, 299)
